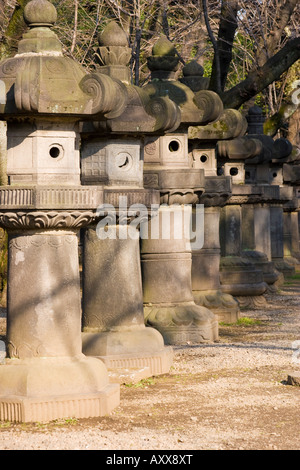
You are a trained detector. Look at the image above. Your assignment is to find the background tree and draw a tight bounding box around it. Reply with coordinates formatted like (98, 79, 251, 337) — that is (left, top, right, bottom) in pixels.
(203, 0, 300, 142)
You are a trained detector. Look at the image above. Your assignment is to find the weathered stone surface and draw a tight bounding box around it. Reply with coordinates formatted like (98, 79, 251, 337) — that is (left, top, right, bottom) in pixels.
(283, 163, 300, 184)
(219, 205, 268, 302)
(6, 122, 81, 185)
(83, 226, 145, 331)
(144, 303, 218, 345)
(179, 60, 209, 92)
(193, 290, 239, 323)
(0, 186, 103, 211)
(188, 109, 247, 141)
(0, 356, 119, 422)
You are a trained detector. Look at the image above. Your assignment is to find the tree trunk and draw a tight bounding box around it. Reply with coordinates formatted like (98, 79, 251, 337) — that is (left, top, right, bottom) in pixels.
(209, 0, 239, 93)
(4, 0, 31, 56)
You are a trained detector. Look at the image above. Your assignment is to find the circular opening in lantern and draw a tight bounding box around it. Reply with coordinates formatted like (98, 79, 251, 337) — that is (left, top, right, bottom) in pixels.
(230, 167, 239, 176)
(49, 146, 61, 159)
(168, 140, 180, 152)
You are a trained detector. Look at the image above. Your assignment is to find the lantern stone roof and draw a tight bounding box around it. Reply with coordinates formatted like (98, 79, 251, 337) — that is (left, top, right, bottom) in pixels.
(82, 22, 182, 135)
(0, 0, 128, 120)
(143, 37, 223, 127)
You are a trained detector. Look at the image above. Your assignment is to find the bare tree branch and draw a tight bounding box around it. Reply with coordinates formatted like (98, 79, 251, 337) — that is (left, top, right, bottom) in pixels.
(70, 0, 78, 54)
(222, 37, 300, 109)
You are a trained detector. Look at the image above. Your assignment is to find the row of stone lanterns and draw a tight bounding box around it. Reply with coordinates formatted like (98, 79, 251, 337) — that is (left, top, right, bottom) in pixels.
(0, 0, 298, 423)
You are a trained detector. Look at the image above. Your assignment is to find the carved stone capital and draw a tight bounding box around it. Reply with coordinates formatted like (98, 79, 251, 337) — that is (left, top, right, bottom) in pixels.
(199, 192, 231, 207)
(160, 189, 201, 205)
(199, 175, 232, 207)
(0, 210, 96, 231)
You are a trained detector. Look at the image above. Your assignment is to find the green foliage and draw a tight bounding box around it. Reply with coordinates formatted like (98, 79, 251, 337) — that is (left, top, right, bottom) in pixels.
(124, 377, 156, 388)
(220, 317, 263, 327)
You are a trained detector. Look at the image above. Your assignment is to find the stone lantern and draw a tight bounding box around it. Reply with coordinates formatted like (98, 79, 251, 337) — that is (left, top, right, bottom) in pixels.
(140, 38, 224, 345)
(280, 148, 300, 267)
(243, 106, 296, 280)
(188, 107, 249, 323)
(80, 22, 176, 382)
(215, 118, 282, 308)
(0, 0, 130, 422)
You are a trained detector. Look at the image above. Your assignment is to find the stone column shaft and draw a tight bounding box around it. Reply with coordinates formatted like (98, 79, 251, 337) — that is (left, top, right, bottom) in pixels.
(7, 230, 81, 359)
(270, 206, 295, 276)
(241, 204, 282, 292)
(81, 222, 173, 382)
(253, 205, 271, 260)
(291, 211, 300, 259)
(142, 204, 218, 345)
(220, 204, 242, 257)
(219, 203, 267, 309)
(82, 225, 144, 331)
(192, 206, 220, 291)
(283, 210, 300, 269)
(192, 206, 239, 323)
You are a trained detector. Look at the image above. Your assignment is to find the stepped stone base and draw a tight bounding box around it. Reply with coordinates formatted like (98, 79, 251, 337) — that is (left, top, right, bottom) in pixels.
(274, 259, 296, 277)
(0, 355, 120, 423)
(82, 328, 173, 382)
(99, 348, 174, 383)
(220, 256, 268, 301)
(0, 386, 119, 423)
(242, 250, 282, 290)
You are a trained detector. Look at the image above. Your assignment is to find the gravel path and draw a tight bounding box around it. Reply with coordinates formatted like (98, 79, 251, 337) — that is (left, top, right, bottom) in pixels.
(0, 276, 299, 451)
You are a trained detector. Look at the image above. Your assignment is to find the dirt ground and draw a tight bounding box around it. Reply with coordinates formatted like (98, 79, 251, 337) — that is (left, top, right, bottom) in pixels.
(0, 274, 299, 451)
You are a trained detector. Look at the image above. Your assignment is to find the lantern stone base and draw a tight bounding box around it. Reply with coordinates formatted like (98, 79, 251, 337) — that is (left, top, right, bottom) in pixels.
(242, 250, 283, 293)
(144, 302, 219, 345)
(193, 289, 240, 323)
(0, 355, 119, 423)
(82, 327, 173, 383)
